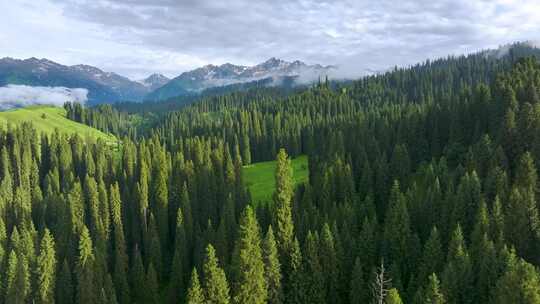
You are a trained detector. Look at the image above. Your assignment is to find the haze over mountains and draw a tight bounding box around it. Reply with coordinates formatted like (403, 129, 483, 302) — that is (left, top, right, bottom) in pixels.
(0, 56, 333, 106)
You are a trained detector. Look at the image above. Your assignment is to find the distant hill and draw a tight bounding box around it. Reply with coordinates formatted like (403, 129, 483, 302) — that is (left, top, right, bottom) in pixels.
(145, 58, 334, 101)
(0, 57, 157, 104)
(0, 105, 116, 143)
(137, 73, 170, 91)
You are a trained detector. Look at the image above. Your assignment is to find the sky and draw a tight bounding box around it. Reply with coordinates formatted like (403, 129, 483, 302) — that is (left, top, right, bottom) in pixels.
(2, 0, 540, 80)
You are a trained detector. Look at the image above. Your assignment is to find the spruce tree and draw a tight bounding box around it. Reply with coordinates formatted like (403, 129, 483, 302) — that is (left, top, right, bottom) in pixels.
(36, 229, 56, 304)
(5, 250, 30, 304)
(493, 256, 540, 304)
(349, 257, 367, 304)
(263, 226, 283, 304)
(146, 263, 160, 304)
(232, 206, 267, 304)
(187, 268, 205, 304)
(303, 231, 325, 303)
(56, 259, 73, 304)
(130, 247, 146, 303)
(285, 237, 304, 304)
(274, 149, 294, 257)
(203, 244, 230, 304)
(423, 273, 444, 304)
(76, 226, 97, 304)
(169, 208, 188, 304)
(385, 288, 403, 304)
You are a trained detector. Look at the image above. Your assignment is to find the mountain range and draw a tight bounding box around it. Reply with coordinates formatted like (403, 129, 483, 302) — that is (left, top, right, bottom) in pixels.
(145, 58, 333, 101)
(0, 57, 333, 105)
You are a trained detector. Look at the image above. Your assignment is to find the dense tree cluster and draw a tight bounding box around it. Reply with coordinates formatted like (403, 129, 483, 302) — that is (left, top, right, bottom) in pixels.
(2, 43, 540, 303)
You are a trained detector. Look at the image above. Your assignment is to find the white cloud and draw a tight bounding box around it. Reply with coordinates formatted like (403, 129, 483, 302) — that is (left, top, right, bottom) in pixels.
(1, 0, 540, 79)
(0, 85, 88, 109)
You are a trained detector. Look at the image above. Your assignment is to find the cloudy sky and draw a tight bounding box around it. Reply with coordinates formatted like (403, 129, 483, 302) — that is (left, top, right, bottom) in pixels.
(2, 0, 540, 79)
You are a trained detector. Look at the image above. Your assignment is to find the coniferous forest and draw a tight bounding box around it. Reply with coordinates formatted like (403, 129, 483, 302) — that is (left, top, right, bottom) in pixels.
(3, 43, 540, 304)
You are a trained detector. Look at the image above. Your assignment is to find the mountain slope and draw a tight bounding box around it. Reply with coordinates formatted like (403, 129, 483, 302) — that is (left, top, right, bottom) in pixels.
(145, 58, 333, 101)
(0, 57, 153, 104)
(0, 105, 116, 143)
(138, 73, 170, 91)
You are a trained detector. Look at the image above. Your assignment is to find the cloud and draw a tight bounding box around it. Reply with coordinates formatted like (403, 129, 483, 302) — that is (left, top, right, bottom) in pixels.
(0, 85, 88, 109)
(2, 0, 540, 79)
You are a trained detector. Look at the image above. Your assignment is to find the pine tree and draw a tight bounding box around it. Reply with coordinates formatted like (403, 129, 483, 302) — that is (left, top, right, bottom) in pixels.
(274, 149, 294, 257)
(233, 206, 267, 304)
(383, 181, 411, 284)
(349, 257, 367, 304)
(493, 257, 540, 304)
(203, 244, 230, 304)
(152, 149, 169, 252)
(36, 229, 56, 304)
(169, 208, 188, 304)
(187, 268, 205, 304)
(319, 223, 339, 302)
(418, 226, 443, 284)
(110, 183, 130, 304)
(5, 250, 30, 304)
(423, 273, 444, 304)
(441, 225, 472, 304)
(76, 226, 97, 304)
(130, 247, 146, 303)
(263, 226, 283, 304)
(385, 288, 403, 304)
(146, 263, 160, 304)
(285, 237, 304, 304)
(56, 259, 74, 304)
(303, 231, 325, 303)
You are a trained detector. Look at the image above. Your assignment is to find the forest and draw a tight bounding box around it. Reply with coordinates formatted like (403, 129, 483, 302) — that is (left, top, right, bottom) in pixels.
(2, 43, 540, 304)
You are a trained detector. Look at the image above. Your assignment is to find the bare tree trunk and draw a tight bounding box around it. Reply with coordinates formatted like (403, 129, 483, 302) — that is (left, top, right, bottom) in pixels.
(372, 259, 391, 304)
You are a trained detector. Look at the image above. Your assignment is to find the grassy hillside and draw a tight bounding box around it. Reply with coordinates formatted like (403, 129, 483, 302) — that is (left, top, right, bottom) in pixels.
(243, 155, 308, 204)
(0, 106, 116, 143)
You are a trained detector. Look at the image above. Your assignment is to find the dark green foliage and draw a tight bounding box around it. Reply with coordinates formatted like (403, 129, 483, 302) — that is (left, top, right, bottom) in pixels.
(1, 46, 540, 303)
(263, 226, 283, 304)
(187, 268, 205, 304)
(203, 244, 230, 304)
(232, 206, 267, 304)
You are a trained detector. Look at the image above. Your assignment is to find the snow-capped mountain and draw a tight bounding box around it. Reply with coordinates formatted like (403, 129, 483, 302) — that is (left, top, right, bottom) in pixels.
(0, 57, 154, 104)
(138, 73, 170, 91)
(145, 58, 334, 101)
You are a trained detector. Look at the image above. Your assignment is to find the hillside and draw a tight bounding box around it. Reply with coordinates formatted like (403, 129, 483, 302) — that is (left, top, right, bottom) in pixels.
(243, 155, 309, 204)
(0, 105, 116, 143)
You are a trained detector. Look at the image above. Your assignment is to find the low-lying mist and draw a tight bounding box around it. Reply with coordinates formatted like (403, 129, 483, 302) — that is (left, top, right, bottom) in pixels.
(0, 85, 88, 110)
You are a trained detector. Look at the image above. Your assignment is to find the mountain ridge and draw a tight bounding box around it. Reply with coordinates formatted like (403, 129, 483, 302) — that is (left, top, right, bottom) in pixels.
(145, 58, 334, 101)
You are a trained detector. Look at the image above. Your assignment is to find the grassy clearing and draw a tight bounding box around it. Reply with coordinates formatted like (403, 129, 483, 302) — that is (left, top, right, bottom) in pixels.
(243, 155, 309, 204)
(0, 105, 117, 144)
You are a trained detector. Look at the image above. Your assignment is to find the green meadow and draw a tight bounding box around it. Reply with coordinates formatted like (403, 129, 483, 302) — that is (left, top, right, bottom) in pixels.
(243, 155, 309, 204)
(0, 105, 116, 144)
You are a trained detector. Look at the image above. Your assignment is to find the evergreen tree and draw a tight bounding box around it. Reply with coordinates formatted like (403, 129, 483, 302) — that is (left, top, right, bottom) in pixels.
(169, 208, 188, 304)
(130, 247, 146, 304)
(187, 268, 205, 304)
(110, 183, 130, 304)
(386, 288, 403, 304)
(263, 226, 283, 304)
(146, 263, 160, 304)
(493, 257, 540, 304)
(349, 257, 367, 304)
(441, 225, 472, 304)
(5, 250, 30, 304)
(285, 237, 304, 304)
(203, 244, 230, 304)
(423, 273, 445, 304)
(56, 259, 74, 304)
(274, 149, 294, 257)
(76, 226, 97, 304)
(233, 206, 267, 304)
(36, 229, 56, 304)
